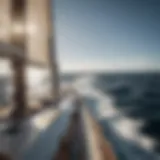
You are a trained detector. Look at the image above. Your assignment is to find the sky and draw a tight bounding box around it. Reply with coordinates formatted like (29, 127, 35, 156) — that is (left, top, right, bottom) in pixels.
(53, 0, 160, 72)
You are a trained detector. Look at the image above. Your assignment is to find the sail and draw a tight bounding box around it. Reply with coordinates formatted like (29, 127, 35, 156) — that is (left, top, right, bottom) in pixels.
(26, 0, 50, 66)
(0, 0, 51, 66)
(0, 0, 58, 109)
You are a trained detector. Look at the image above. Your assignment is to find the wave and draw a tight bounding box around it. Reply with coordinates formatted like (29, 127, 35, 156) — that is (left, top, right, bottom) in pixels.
(72, 75, 160, 159)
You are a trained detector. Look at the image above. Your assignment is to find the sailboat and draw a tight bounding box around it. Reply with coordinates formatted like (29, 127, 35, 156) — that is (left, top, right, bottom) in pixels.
(0, 0, 116, 159)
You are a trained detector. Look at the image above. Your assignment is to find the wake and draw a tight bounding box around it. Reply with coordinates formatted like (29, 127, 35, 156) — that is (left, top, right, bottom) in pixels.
(72, 75, 159, 160)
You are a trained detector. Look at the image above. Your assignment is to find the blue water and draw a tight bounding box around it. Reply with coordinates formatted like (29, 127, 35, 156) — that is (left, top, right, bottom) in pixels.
(62, 72, 160, 159)
(95, 72, 160, 151)
(1, 72, 160, 159)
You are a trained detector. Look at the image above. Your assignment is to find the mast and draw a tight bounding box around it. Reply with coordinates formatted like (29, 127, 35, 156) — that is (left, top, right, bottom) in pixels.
(48, 0, 60, 103)
(11, 0, 27, 120)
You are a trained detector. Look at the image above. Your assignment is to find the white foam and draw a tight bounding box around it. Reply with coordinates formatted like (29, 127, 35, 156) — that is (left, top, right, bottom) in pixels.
(73, 75, 156, 152)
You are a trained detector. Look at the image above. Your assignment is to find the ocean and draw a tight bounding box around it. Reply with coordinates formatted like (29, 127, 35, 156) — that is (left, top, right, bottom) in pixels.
(0, 72, 160, 159)
(61, 72, 160, 159)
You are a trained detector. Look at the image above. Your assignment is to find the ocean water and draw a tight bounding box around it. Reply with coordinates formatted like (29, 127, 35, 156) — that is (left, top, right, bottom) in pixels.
(0, 73, 160, 159)
(61, 72, 160, 159)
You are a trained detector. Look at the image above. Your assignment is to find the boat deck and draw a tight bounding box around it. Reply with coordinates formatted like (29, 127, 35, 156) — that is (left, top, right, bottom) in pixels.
(0, 97, 117, 160)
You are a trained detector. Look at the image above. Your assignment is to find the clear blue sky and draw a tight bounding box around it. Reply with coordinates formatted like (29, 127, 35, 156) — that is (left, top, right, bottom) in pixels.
(53, 0, 160, 72)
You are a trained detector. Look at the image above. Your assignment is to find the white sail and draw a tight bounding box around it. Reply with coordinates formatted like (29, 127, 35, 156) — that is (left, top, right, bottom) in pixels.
(0, 0, 51, 66)
(26, 0, 50, 66)
(0, 0, 58, 107)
